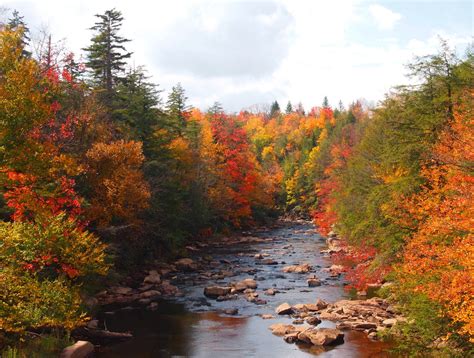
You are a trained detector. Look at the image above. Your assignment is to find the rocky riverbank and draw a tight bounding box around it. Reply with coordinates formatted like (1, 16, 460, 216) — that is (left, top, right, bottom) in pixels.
(65, 219, 395, 357)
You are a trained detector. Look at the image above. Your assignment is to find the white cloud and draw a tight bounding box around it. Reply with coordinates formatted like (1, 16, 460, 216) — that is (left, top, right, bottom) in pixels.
(369, 4, 402, 30)
(1, 0, 471, 111)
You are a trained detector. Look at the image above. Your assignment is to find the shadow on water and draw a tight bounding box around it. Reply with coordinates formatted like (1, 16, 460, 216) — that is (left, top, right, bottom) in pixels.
(96, 222, 393, 357)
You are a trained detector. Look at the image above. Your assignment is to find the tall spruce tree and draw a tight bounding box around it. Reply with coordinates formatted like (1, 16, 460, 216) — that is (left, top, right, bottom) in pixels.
(166, 83, 190, 135)
(114, 66, 161, 146)
(270, 100, 280, 117)
(285, 101, 293, 114)
(83, 8, 132, 107)
(322, 96, 329, 108)
(7, 10, 31, 57)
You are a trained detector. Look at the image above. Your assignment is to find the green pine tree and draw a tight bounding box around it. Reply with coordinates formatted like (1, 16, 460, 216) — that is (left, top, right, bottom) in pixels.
(166, 83, 191, 135)
(270, 100, 280, 117)
(285, 101, 293, 114)
(114, 66, 162, 147)
(7, 10, 31, 57)
(83, 8, 132, 107)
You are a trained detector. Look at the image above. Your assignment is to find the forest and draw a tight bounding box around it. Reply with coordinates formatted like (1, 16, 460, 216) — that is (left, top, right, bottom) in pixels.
(0, 7, 473, 357)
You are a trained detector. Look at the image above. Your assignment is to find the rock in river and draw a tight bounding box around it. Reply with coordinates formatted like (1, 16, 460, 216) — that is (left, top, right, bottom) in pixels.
(204, 286, 232, 298)
(143, 270, 161, 285)
(282, 263, 312, 273)
(276, 302, 294, 315)
(297, 328, 344, 346)
(60, 340, 94, 358)
(233, 278, 258, 291)
(174, 258, 198, 271)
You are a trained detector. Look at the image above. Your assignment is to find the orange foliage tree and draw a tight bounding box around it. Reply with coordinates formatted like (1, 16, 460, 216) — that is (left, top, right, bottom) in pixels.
(396, 100, 474, 341)
(84, 140, 151, 227)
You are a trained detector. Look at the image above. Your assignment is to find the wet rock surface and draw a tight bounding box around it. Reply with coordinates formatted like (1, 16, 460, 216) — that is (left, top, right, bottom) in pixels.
(95, 220, 393, 357)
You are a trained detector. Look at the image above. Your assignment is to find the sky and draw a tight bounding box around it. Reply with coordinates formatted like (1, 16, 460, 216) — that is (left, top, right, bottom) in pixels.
(1, 0, 472, 111)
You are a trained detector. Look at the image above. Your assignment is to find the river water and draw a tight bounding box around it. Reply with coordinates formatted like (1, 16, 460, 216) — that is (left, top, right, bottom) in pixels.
(96, 221, 391, 357)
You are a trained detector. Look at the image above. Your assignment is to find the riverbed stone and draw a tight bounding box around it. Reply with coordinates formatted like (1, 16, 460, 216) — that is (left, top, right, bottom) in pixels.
(297, 328, 344, 346)
(269, 323, 306, 336)
(282, 263, 312, 273)
(276, 302, 294, 315)
(143, 270, 161, 285)
(204, 286, 232, 298)
(306, 316, 322, 326)
(307, 278, 321, 287)
(139, 290, 161, 300)
(60, 341, 94, 358)
(264, 288, 277, 296)
(174, 258, 198, 271)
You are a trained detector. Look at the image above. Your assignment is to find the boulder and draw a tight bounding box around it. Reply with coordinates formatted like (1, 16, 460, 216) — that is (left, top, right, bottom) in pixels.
(143, 270, 161, 285)
(174, 258, 197, 271)
(282, 263, 312, 274)
(139, 290, 161, 300)
(283, 332, 300, 343)
(204, 286, 232, 298)
(382, 318, 397, 327)
(307, 278, 321, 287)
(297, 328, 344, 346)
(160, 281, 180, 296)
(269, 323, 306, 336)
(234, 278, 258, 291)
(314, 299, 328, 310)
(353, 322, 377, 330)
(276, 302, 294, 315)
(264, 288, 277, 296)
(60, 341, 94, 358)
(261, 314, 274, 319)
(109, 286, 134, 295)
(306, 316, 322, 326)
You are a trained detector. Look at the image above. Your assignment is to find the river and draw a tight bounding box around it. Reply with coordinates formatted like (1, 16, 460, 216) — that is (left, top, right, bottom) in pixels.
(96, 220, 391, 357)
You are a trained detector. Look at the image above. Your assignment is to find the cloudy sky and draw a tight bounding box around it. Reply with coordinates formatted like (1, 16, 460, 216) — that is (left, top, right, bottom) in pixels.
(1, 0, 472, 111)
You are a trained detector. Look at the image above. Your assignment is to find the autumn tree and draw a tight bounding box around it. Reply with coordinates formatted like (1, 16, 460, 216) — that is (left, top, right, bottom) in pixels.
(84, 140, 150, 227)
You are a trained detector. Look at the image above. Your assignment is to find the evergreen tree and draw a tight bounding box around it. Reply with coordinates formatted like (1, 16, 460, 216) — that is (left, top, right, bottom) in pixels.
(270, 100, 280, 117)
(208, 101, 224, 115)
(296, 102, 305, 115)
(114, 66, 161, 146)
(7, 10, 31, 57)
(166, 83, 190, 135)
(83, 8, 132, 107)
(285, 101, 293, 114)
(322, 96, 329, 108)
(338, 100, 344, 112)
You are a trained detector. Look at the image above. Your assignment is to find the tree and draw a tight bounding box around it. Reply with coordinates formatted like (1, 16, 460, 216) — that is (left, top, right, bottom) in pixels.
(208, 101, 224, 115)
(270, 100, 280, 117)
(84, 140, 151, 228)
(7, 10, 31, 57)
(166, 82, 190, 135)
(322, 96, 329, 108)
(83, 8, 132, 107)
(285, 101, 293, 114)
(296, 102, 305, 115)
(113, 66, 161, 144)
